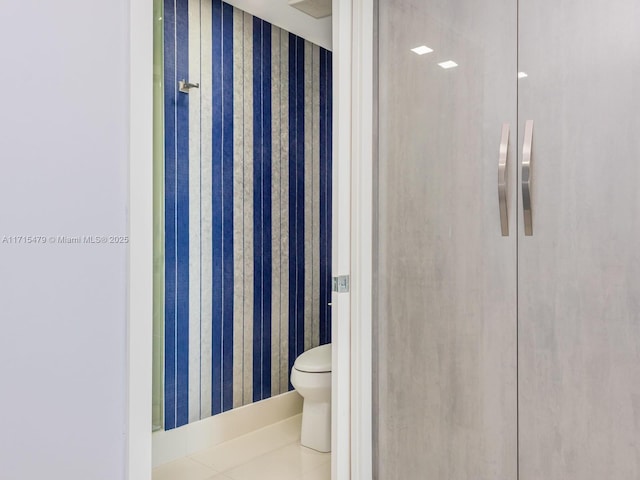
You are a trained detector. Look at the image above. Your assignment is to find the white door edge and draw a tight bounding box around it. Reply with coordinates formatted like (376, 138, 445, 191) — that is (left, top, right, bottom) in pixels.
(331, 0, 352, 477)
(128, 0, 154, 478)
(332, 0, 374, 478)
(349, 0, 374, 478)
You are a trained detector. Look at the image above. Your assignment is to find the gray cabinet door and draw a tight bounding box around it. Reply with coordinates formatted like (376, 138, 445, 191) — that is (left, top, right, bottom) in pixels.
(517, 1, 640, 478)
(375, 0, 518, 477)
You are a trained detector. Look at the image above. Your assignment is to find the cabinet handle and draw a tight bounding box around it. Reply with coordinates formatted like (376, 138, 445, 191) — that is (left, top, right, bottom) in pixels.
(522, 120, 534, 236)
(498, 123, 510, 236)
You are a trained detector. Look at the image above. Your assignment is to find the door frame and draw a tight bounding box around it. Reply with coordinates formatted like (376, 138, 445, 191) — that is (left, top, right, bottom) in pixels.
(126, 0, 375, 477)
(332, 0, 374, 478)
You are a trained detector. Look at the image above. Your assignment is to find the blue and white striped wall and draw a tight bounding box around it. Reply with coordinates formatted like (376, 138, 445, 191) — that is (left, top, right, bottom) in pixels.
(163, 0, 332, 430)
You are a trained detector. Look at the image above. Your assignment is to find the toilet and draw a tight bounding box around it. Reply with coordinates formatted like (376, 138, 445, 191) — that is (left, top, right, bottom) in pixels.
(290, 343, 332, 452)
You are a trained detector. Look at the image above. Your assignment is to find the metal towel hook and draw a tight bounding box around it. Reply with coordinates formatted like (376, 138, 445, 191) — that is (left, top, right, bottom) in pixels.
(178, 80, 200, 93)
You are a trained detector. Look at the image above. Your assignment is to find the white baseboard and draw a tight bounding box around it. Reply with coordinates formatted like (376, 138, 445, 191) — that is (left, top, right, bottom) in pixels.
(152, 391, 303, 467)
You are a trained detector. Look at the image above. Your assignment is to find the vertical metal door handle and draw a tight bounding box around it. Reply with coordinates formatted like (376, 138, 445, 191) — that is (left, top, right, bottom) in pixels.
(522, 120, 534, 236)
(498, 123, 510, 236)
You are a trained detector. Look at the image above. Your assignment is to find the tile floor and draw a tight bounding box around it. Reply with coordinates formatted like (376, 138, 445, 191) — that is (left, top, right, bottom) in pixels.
(153, 415, 330, 480)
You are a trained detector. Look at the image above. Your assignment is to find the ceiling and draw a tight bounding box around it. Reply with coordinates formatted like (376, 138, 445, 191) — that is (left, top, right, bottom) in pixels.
(224, 0, 332, 50)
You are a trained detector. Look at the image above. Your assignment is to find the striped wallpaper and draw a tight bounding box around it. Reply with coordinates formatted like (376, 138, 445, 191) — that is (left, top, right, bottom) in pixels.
(163, 0, 332, 430)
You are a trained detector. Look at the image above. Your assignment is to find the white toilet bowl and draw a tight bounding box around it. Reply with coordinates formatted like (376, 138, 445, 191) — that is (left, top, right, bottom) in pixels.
(290, 343, 332, 452)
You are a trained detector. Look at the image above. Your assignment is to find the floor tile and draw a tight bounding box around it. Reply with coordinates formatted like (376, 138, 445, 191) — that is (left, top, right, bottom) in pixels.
(223, 443, 330, 480)
(189, 415, 302, 472)
(152, 457, 219, 480)
(301, 461, 331, 480)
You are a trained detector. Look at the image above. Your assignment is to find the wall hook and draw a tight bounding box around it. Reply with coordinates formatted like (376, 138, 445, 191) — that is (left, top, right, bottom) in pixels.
(179, 80, 200, 93)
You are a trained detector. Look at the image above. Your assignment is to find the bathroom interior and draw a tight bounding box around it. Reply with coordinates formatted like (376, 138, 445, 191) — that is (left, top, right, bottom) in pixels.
(152, 0, 640, 479)
(152, 0, 333, 479)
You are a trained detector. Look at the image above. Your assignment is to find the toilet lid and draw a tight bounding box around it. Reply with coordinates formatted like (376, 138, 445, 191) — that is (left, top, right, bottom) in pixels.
(293, 344, 332, 373)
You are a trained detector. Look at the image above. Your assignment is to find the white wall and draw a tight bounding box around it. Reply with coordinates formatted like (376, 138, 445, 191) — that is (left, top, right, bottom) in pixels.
(224, 0, 332, 50)
(0, 1, 130, 478)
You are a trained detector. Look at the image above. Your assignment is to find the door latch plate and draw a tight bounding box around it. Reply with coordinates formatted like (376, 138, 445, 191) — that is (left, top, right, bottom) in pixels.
(332, 275, 350, 293)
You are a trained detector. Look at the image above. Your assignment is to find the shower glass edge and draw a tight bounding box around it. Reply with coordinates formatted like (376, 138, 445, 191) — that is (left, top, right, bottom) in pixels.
(152, 0, 165, 433)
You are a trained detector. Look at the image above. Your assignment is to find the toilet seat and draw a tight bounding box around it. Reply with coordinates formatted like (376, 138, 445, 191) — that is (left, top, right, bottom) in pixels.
(293, 344, 332, 373)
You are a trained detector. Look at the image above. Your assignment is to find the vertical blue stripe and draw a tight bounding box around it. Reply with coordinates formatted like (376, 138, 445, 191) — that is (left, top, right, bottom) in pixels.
(261, 22, 273, 401)
(287, 33, 296, 389)
(252, 18, 272, 402)
(288, 34, 306, 389)
(175, 0, 190, 428)
(295, 36, 306, 360)
(211, 0, 223, 416)
(319, 48, 326, 347)
(252, 17, 263, 402)
(326, 51, 332, 345)
(287, 33, 297, 388)
(319, 48, 327, 346)
(163, 0, 177, 430)
(319, 49, 332, 346)
(221, 1, 235, 412)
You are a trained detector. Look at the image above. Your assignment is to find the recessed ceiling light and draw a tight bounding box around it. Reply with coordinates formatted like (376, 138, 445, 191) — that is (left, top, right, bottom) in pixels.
(518, 71, 528, 79)
(438, 60, 458, 69)
(410, 45, 434, 55)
